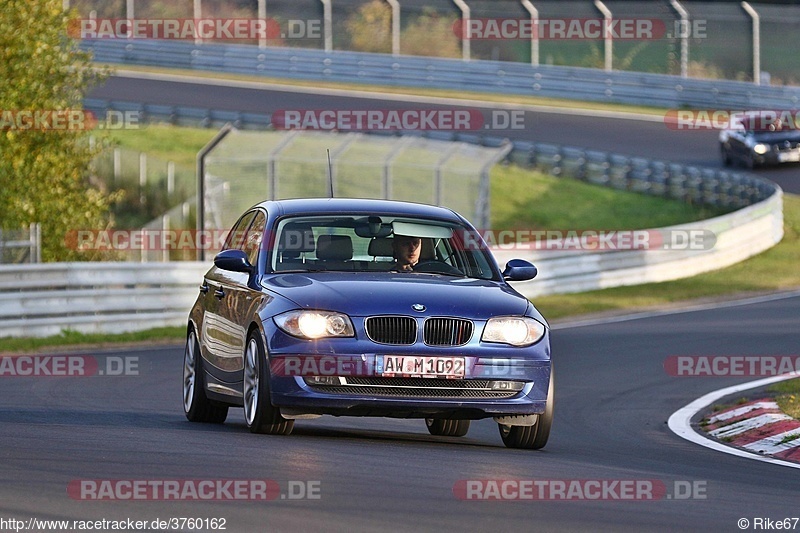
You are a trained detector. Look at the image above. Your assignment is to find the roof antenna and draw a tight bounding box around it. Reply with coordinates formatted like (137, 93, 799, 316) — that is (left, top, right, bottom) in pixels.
(326, 149, 334, 198)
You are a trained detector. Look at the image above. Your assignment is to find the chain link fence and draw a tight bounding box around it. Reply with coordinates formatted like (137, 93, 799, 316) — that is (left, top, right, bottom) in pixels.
(201, 128, 508, 247)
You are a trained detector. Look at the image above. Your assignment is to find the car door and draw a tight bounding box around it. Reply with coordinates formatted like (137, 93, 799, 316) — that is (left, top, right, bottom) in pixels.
(201, 211, 256, 390)
(223, 209, 269, 376)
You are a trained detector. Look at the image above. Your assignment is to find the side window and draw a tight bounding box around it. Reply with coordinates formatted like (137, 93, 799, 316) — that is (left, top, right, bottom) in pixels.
(224, 212, 256, 251)
(243, 211, 267, 266)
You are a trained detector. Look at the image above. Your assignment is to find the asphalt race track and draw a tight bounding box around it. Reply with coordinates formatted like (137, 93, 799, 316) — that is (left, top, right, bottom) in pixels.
(3, 295, 799, 531)
(89, 75, 800, 194)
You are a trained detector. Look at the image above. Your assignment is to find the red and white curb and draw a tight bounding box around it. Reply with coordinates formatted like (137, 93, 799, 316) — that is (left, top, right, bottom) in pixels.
(705, 399, 800, 459)
(668, 374, 800, 469)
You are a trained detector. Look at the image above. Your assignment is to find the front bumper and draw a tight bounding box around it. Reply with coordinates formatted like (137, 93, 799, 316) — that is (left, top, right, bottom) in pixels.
(265, 343, 550, 419)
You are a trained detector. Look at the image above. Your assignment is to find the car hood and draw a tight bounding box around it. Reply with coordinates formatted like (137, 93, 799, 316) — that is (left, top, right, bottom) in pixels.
(260, 272, 528, 319)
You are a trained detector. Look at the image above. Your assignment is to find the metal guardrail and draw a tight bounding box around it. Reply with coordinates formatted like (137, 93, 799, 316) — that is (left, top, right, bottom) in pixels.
(0, 262, 208, 338)
(494, 189, 784, 298)
(83, 39, 800, 109)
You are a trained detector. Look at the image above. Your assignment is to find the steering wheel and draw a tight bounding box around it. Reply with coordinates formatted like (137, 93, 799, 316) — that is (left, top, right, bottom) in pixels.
(412, 260, 465, 276)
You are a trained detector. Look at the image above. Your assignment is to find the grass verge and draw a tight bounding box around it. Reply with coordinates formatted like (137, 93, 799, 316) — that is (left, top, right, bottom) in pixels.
(0, 327, 185, 355)
(768, 379, 800, 420)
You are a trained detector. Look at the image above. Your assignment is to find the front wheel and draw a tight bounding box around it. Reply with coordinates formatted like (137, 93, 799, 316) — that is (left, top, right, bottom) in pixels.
(425, 418, 470, 437)
(720, 145, 732, 167)
(183, 329, 228, 424)
(243, 331, 294, 435)
(499, 366, 554, 450)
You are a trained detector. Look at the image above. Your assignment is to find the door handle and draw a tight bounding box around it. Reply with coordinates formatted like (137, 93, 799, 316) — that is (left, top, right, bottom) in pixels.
(214, 288, 225, 299)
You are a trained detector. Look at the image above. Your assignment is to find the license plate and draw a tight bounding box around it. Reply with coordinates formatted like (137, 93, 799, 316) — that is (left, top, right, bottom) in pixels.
(778, 150, 800, 163)
(378, 355, 465, 378)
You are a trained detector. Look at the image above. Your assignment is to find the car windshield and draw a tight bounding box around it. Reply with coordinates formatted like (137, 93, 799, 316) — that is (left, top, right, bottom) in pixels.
(270, 215, 498, 280)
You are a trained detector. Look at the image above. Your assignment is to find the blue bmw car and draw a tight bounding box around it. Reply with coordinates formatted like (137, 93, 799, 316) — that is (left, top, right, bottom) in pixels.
(183, 198, 553, 449)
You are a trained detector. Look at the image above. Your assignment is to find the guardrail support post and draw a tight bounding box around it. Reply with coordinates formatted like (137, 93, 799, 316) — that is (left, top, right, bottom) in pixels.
(453, 0, 470, 61)
(386, 0, 401, 57)
(520, 1, 539, 66)
(594, 0, 612, 71)
(670, 0, 689, 78)
(320, 0, 333, 52)
(742, 2, 761, 85)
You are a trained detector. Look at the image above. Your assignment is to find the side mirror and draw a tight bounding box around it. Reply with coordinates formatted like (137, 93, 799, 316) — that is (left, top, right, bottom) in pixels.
(214, 249, 253, 273)
(503, 259, 537, 282)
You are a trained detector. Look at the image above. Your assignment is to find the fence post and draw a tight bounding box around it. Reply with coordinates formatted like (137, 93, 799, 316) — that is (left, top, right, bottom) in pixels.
(197, 124, 235, 261)
(594, 1, 612, 72)
(126, 0, 134, 38)
(453, 0, 471, 61)
(194, 0, 203, 45)
(258, 0, 267, 49)
(320, 0, 333, 52)
(670, 0, 689, 78)
(386, 0, 400, 56)
(139, 152, 147, 204)
(113, 148, 121, 183)
(520, 1, 539, 66)
(167, 161, 175, 196)
(742, 2, 761, 85)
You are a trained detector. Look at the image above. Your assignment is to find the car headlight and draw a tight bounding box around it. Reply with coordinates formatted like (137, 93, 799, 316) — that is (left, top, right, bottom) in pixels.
(481, 317, 546, 347)
(753, 143, 770, 154)
(274, 310, 354, 339)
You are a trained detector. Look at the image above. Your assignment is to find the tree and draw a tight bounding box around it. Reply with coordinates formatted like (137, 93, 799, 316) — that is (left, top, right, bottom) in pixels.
(400, 8, 460, 58)
(345, 0, 392, 54)
(0, 0, 112, 261)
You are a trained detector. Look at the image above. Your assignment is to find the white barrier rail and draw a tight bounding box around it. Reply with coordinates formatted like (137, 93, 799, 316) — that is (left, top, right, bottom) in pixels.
(0, 262, 207, 338)
(495, 188, 784, 298)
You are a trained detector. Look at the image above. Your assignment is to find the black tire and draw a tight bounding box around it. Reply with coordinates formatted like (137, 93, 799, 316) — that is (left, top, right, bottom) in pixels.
(183, 328, 229, 424)
(425, 418, 470, 437)
(720, 145, 732, 167)
(498, 366, 554, 450)
(243, 330, 294, 435)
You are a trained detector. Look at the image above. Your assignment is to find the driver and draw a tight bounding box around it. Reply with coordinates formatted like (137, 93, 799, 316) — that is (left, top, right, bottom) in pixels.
(391, 235, 422, 271)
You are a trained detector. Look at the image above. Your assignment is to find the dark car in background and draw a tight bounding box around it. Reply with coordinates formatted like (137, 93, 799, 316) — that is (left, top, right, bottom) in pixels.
(183, 198, 553, 449)
(720, 116, 800, 168)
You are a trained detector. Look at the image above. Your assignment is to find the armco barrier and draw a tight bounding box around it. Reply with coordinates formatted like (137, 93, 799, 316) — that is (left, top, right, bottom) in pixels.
(0, 262, 207, 338)
(83, 39, 800, 109)
(492, 188, 783, 298)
